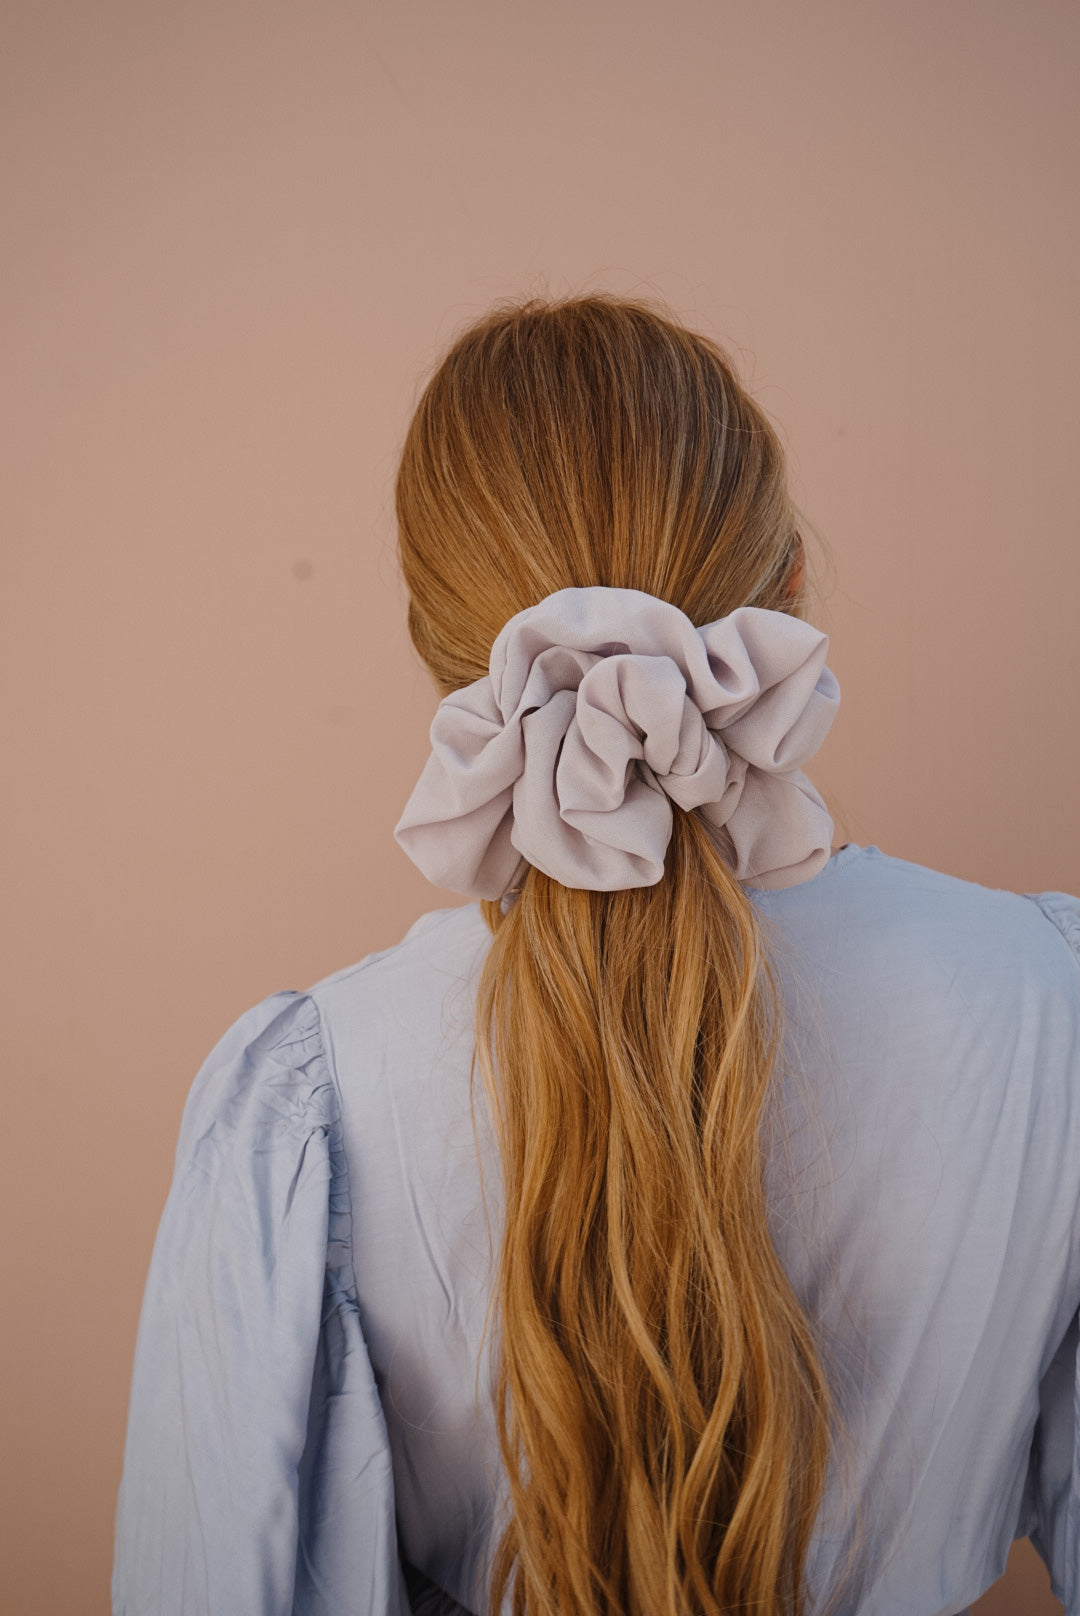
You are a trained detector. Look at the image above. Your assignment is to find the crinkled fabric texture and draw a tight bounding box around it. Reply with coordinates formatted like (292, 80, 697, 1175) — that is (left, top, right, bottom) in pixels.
(114, 848, 1080, 1616)
(394, 587, 840, 898)
(111, 994, 413, 1616)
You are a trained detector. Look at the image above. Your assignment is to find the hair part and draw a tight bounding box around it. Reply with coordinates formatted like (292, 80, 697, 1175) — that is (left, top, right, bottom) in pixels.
(396, 293, 835, 1615)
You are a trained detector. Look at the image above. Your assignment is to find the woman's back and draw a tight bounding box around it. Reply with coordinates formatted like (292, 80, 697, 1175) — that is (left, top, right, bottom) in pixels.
(312, 844, 1080, 1614)
(112, 295, 1080, 1616)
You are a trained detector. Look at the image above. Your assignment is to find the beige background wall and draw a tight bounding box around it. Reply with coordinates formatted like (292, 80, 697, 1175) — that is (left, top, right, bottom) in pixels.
(2, 3, 1077, 1611)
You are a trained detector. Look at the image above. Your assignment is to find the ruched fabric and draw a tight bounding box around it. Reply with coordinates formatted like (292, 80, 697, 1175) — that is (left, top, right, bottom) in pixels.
(394, 587, 841, 898)
(111, 993, 411, 1616)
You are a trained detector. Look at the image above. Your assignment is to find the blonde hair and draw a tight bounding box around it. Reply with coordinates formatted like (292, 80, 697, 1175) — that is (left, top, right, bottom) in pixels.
(396, 294, 833, 1616)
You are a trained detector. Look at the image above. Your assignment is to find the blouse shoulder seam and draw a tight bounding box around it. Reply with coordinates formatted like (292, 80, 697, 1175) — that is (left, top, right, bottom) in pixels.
(291, 990, 360, 1313)
(1022, 891, 1080, 972)
(225, 989, 359, 1312)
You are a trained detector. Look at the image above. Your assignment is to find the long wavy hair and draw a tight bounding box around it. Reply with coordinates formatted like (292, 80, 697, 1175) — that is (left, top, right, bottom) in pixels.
(396, 294, 835, 1616)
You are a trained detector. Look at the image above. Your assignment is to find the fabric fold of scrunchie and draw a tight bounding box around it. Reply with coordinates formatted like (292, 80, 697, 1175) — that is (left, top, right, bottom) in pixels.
(394, 586, 840, 899)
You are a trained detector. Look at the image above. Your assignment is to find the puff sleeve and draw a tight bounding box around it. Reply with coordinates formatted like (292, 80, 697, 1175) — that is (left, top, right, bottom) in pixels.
(111, 991, 411, 1616)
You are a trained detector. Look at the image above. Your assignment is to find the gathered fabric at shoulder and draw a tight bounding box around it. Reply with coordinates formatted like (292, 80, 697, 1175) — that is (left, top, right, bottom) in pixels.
(112, 990, 411, 1616)
(1026, 889, 1080, 963)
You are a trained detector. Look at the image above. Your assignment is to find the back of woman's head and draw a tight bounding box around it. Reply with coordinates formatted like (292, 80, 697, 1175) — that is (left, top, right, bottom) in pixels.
(395, 294, 834, 1616)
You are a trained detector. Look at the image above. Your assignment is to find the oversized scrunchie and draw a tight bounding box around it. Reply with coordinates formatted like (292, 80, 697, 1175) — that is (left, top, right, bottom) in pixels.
(394, 586, 841, 900)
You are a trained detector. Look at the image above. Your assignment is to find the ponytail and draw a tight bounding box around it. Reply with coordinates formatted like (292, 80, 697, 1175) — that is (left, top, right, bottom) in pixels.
(396, 292, 837, 1613)
(473, 810, 830, 1615)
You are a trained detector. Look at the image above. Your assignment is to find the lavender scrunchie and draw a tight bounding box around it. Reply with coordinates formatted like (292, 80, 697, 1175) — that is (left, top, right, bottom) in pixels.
(394, 587, 840, 900)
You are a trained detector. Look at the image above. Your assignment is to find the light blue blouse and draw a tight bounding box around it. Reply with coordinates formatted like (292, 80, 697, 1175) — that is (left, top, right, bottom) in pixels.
(112, 845, 1080, 1616)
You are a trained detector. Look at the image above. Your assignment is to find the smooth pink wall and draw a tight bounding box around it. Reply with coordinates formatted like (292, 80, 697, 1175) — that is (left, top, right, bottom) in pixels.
(2, 3, 1077, 1611)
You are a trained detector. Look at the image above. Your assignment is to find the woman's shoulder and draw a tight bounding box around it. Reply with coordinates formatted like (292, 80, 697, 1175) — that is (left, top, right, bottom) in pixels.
(298, 903, 494, 1090)
(288, 849, 1080, 1061)
(307, 900, 490, 998)
(301, 849, 1080, 1022)
(763, 841, 1080, 972)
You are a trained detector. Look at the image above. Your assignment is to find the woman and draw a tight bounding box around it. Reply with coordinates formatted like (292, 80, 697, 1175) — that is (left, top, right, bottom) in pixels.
(112, 295, 1080, 1616)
